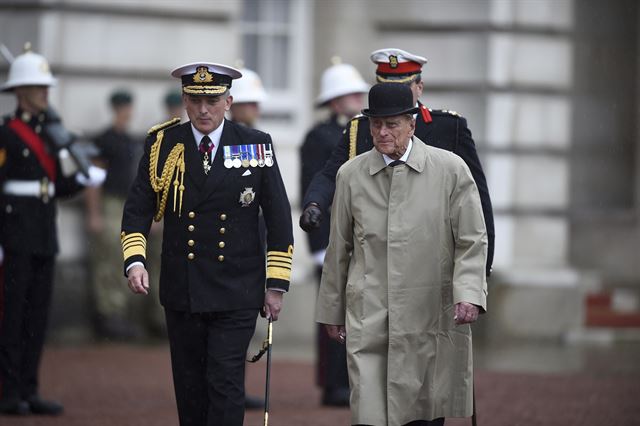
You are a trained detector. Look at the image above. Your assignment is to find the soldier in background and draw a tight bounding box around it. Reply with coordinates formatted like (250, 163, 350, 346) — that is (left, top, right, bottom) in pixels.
(164, 89, 184, 121)
(229, 66, 267, 128)
(0, 44, 105, 416)
(299, 59, 368, 406)
(86, 90, 163, 339)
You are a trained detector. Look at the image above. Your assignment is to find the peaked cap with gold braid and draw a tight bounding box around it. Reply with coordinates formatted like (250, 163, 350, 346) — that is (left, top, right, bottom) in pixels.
(171, 62, 242, 96)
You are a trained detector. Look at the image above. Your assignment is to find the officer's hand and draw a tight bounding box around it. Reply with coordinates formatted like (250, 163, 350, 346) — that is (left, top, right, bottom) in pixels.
(299, 203, 323, 232)
(325, 325, 346, 344)
(263, 289, 284, 321)
(127, 265, 149, 295)
(454, 302, 479, 325)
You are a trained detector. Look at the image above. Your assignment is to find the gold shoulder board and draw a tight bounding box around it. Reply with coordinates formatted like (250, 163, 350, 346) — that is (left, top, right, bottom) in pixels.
(147, 117, 181, 135)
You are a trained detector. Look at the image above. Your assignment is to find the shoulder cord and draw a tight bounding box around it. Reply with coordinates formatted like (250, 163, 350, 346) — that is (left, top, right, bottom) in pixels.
(348, 119, 358, 160)
(148, 129, 185, 221)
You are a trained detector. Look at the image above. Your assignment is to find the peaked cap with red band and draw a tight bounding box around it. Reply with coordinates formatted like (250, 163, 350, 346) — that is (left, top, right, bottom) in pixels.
(370, 48, 427, 83)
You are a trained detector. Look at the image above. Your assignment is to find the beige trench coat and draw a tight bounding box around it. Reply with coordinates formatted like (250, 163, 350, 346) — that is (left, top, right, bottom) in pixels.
(315, 138, 488, 426)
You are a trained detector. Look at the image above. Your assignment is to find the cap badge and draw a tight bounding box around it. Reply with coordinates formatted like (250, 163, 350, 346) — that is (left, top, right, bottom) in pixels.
(239, 187, 256, 207)
(389, 55, 398, 69)
(194, 66, 214, 83)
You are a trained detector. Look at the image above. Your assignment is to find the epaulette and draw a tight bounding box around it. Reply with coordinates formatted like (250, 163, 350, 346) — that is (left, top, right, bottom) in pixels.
(147, 117, 181, 135)
(431, 109, 462, 118)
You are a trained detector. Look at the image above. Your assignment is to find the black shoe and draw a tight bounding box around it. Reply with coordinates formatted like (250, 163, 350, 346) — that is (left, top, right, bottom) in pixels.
(26, 396, 63, 415)
(245, 394, 264, 410)
(322, 387, 350, 407)
(0, 398, 29, 415)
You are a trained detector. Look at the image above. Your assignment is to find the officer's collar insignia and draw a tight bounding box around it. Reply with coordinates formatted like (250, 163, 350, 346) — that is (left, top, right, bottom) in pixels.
(239, 187, 256, 207)
(194, 66, 214, 83)
(389, 55, 398, 69)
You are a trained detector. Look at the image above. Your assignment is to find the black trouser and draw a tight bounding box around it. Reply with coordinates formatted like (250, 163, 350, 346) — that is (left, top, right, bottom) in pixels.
(0, 251, 55, 401)
(315, 266, 349, 391)
(165, 308, 259, 426)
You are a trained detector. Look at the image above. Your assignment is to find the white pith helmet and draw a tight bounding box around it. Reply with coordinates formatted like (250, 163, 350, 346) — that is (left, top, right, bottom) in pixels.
(316, 57, 369, 106)
(230, 66, 267, 104)
(1, 42, 57, 92)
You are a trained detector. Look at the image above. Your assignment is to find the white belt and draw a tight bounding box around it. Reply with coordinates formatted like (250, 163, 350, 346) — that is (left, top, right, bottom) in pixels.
(3, 179, 55, 199)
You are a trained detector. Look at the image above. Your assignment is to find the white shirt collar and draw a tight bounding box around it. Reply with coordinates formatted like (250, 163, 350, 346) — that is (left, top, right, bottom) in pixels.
(382, 138, 413, 166)
(191, 119, 225, 149)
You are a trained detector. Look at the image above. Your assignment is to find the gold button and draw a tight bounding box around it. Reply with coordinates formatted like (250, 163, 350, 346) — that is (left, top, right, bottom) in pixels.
(220, 213, 227, 221)
(218, 241, 225, 248)
(188, 225, 195, 232)
(187, 253, 195, 260)
(188, 240, 195, 247)
(219, 227, 226, 234)
(188, 211, 195, 219)
(218, 255, 225, 262)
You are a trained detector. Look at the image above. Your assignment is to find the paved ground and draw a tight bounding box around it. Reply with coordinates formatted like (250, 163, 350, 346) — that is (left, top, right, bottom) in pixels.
(1, 341, 640, 426)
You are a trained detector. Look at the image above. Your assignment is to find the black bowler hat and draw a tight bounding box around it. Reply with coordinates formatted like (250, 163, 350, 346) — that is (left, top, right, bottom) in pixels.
(361, 83, 418, 118)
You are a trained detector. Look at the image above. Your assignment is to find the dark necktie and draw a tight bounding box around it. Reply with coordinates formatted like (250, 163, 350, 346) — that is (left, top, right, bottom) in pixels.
(388, 159, 405, 167)
(199, 135, 214, 174)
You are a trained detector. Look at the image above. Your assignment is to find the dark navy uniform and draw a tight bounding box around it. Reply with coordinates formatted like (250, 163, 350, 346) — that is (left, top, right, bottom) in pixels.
(0, 109, 83, 407)
(299, 114, 350, 400)
(121, 117, 293, 425)
(302, 102, 495, 276)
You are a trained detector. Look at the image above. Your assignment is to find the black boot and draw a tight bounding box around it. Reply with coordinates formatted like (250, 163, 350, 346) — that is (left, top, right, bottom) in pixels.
(0, 398, 30, 415)
(26, 396, 63, 415)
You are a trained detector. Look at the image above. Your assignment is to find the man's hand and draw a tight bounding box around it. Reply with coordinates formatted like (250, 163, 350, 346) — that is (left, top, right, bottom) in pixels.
(454, 302, 479, 325)
(263, 289, 284, 321)
(299, 203, 323, 232)
(127, 265, 149, 295)
(325, 324, 346, 344)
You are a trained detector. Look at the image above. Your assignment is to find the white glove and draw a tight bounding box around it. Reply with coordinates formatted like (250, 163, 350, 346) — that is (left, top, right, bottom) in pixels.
(0, 244, 4, 265)
(76, 165, 107, 187)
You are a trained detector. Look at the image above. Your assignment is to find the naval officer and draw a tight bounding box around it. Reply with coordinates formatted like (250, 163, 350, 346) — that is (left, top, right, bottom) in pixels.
(121, 62, 294, 426)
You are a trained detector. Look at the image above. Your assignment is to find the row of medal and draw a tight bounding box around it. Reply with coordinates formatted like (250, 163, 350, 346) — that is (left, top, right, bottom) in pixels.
(223, 144, 274, 168)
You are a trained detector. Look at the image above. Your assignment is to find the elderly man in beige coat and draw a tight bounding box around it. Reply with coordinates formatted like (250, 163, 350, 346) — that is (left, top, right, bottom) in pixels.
(316, 83, 488, 426)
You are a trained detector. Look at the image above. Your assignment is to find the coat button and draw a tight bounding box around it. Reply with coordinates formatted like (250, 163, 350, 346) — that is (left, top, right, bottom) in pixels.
(218, 241, 225, 248)
(188, 211, 195, 218)
(188, 225, 195, 232)
(22, 148, 29, 157)
(219, 213, 227, 221)
(219, 227, 226, 234)
(218, 255, 224, 262)
(187, 253, 195, 260)
(188, 240, 195, 247)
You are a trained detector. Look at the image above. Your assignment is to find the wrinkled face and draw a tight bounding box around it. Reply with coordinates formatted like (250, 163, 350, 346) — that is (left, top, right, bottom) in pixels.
(230, 102, 260, 128)
(15, 85, 49, 113)
(183, 93, 232, 134)
(370, 114, 415, 160)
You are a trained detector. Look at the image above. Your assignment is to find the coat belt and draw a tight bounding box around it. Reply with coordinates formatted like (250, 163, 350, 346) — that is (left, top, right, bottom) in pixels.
(3, 178, 55, 199)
